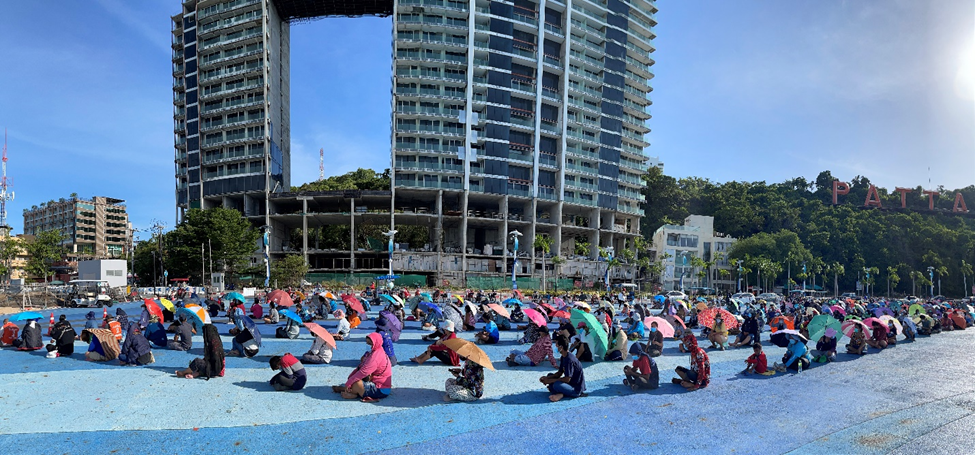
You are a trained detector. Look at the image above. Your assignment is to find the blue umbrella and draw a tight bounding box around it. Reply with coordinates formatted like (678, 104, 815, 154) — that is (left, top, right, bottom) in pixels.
(654, 295, 666, 304)
(185, 295, 203, 306)
(9, 311, 43, 322)
(420, 292, 433, 302)
(279, 309, 303, 324)
(225, 292, 246, 303)
(240, 315, 262, 347)
(502, 298, 521, 306)
(418, 301, 443, 317)
(379, 294, 399, 307)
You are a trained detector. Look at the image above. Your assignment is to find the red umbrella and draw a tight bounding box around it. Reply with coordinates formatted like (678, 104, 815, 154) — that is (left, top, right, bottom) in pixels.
(537, 303, 556, 314)
(487, 303, 511, 319)
(522, 308, 547, 327)
(303, 322, 337, 349)
(513, 290, 524, 300)
(342, 295, 366, 315)
(769, 316, 795, 333)
(698, 308, 739, 330)
(643, 316, 674, 338)
(143, 299, 164, 321)
(267, 290, 294, 307)
(550, 310, 571, 320)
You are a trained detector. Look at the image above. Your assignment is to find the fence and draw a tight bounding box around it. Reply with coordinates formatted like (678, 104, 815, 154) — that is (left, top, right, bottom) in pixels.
(304, 273, 428, 287)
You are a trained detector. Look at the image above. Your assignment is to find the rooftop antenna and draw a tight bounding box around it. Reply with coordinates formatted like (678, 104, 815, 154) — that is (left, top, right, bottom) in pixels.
(319, 148, 324, 181)
(0, 129, 14, 230)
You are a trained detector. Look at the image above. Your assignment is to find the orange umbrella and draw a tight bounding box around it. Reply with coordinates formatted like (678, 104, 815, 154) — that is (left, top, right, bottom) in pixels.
(442, 337, 495, 370)
(487, 303, 510, 319)
(267, 290, 294, 307)
(143, 299, 164, 321)
(769, 316, 795, 333)
(303, 322, 337, 349)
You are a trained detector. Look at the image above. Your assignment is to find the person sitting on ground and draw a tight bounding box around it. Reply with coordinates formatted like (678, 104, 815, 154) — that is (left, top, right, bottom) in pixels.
(626, 314, 646, 341)
(918, 314, 935, 336)
(645, 321, 664, 357)
(900, 316, 917, 341)
(510, 303, 525, 323)
(865, 321, 888, 351)
(474, 313, 500, 345)
(493, 311, 512, 331)
(143, 315, 168, 348)
(941, 312, 956, 331)
(570, 322, 594, 362)
(707, 315, 729, 350)
(269, 353, 307, 391)
(444, 356, 485, 402)
(333, 332, 392, 402)
(516, 320, 543, 345)
(207, 300, 222, 318)
(886, 321, 898, 347)
(742, 342, 767, 375)
(81, 328, 120, 361)
(347, 309, 362, 329)
(115, 309, 131, 335)
(12, 318, 43, 351)
(251, 299, 264, 320)
(302, 330, 334, 365)
(332, 310, 352, 341)
(46, 315, 77, 358)
(623, 343, 659, 391)
(119, 325, 155, 366)
(605, 324, 628, 361)
(506, 326, 557, 368)
(263, 303, 280, 325)
(847, 324, 867, 355)
(730, 312, 758, 348)
(674, 333, 709, 391)
(167, 315, 193, 351)
(176, 324, 225, 380)
(463, 305, 478, 332)
(374, 317, 398, 366)
(227, 322, 260, 358)
(84, 311, 98, 330)
(539, 338, 586, 402)
(0, 318, 18, 347)
(138, 305, 152, 331)
(275, 317, 300, 340)
(411, 320, 460, 366)
(102, 315, 123, 343)
(774, 337, 810, 372)
(812, 328, 838, 363)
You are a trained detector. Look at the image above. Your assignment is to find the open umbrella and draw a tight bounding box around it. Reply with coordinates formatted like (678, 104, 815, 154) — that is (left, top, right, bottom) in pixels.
(225, 292, 246, 303)
(873, 307, 895, 318)
(768, 316, 795, 333)
(698, 308, 739, 330)
(453, 295, 465, 305)
(695, 302, 708, 312)
(379, 294, 400, 307)
(862, 317, 888, 337)
(279, 309, 303, 324)
(9, 311, 43, 322)
(909, 304, 925, 316)
(643, 316, 675, 338)
(442, 337, 495, 370)
(157, 298, 176, 312)
(654, 295, 666, 304)
(143, 299, 164, 322)
(770, 329, 808, 348)
(178, 305, 211, 327)
(465, 302, 479, 317)
(184, 295, 203, 306)
(487, 303, 510, 319)
(342, 295, 366, 316)
(502, 298, 521, 306)
(841, 319, 871, 338)
(303, 322, 337, 349)
(552, 297, 566, 308)
(420, 292, 433, 302)
(879, 315, 902, 336)
(949, 311, 967, 329)
(523, 308, 547, 327)
(418, 301, 443, 317)
(570, 308, 608, 358)
(550, 310, 571, 320)
(322, 291, 336, 300)
(665, 315, 687, 331)
(807, 315, 843, 342)
(512, 290, 524, 300)
(538, 303, 556, 314)
(805, 307, 820, 316)
(573, 301, 592, 311)
(378, 310, 402, 341)
(240, 315, 262, 347)
(267, 290, 294, 307)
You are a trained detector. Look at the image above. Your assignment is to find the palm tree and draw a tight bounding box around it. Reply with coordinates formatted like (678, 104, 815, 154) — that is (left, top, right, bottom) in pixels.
(534, 234, 553, 292)
(886, 265, 900, 298)
(936, 265, 948, 296)
(962, 260, 973, 298)
(830, 262, 844, 297)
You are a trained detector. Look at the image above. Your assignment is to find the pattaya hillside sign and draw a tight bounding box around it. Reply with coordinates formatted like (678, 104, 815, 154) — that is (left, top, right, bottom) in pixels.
(832, 180, 968, 212)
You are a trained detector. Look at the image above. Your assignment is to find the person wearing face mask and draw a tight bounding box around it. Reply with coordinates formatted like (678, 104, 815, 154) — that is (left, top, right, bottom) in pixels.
(623, 343, 658, 391)
(707, 315, 728, 350)
(645, 321, 663, 357)
(846, 324, 867, 355)
(673, 333, 709, 391)
(730, 312, 758, 348)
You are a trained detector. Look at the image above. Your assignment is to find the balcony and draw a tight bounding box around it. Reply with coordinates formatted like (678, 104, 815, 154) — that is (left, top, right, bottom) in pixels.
(565, 195, 597, 207)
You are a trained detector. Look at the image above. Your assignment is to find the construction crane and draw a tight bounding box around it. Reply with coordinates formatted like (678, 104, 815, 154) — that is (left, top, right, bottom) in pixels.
(0, 130, 13, 228)
(319, 148, 324, 181)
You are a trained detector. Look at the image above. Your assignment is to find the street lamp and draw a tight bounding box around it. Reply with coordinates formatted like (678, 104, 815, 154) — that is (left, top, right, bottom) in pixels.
(802, 261, 807, 295)
(927, 266, 935, 299)
(509, 230, 522, 290)
(382, 229, 397, 287)
(678, 251, 690, 292)
(862, 267, 870, 298)
(735, 259, 743, 293)
(603, 246, 615, 292)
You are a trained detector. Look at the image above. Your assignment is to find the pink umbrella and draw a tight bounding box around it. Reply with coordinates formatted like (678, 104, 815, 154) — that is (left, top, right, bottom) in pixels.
(829, 305, 847, 317)
(302, 322, 336, 349)
(643, 316, 674, 338)
(267, 290, 294, 307)
(487, 303, 511, 319)
(522, 308, 547, 327)
(342, 295, 366, 315)
(861, 317, 888, 336)
(841, 319, 871, 338)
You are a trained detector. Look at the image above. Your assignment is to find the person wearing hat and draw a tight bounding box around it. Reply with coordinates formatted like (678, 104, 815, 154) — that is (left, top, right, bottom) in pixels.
(410, 320, 460, 366)
(811, 328, 838, 363)
(623, 343, 658, 391)
(569, 322, 594, 362)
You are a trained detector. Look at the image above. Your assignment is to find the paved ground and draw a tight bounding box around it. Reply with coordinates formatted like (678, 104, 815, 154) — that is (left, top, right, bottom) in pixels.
(0, 303, 973, 454)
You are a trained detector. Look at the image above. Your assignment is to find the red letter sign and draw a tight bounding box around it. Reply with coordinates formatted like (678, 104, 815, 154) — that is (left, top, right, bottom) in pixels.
(953, 193, 968, 213)
(894, 187, 912, 208)
(864, 185, 883, 208)
(833, 181, 850, 205)
(923, 190, 938, 210)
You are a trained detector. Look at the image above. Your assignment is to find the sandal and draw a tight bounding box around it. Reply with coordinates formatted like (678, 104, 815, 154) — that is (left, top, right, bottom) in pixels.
(361, 397, 380, 403)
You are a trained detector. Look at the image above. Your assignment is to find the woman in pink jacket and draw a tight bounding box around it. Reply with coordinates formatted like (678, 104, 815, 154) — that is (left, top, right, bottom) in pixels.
(332, 332, 392, 402)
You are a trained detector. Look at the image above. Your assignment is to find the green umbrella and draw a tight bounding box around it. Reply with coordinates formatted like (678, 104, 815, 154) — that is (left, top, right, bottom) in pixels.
(807, 314, 843, 342)
(570, 308, 608, 359)
(909, 304, 926, 316)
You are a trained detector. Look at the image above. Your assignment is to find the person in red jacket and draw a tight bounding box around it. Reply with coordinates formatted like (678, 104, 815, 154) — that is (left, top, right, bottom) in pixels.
(1, 319, 19, 346)
(409, 320, 459, 366)
(742, 343, 768, 375)
(673, 333, 710, 390)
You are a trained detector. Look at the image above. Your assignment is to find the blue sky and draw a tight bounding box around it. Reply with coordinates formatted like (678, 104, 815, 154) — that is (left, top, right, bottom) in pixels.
(0, 1, 972, 237)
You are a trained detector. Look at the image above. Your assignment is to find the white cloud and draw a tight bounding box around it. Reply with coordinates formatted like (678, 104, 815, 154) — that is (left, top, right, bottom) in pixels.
(94, 0, 171, 54)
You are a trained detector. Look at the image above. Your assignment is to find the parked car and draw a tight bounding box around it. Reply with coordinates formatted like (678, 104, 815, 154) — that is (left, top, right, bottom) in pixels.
(731, 292, 756, 304)
(666, 291, 687, 300)
(840, 292, 859, 300)
(757, 292, 781, 302)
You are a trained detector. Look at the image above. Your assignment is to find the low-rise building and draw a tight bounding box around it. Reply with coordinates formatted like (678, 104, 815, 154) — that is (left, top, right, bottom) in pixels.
(23, 196, 130, 260)
(651, 215, 736, 293)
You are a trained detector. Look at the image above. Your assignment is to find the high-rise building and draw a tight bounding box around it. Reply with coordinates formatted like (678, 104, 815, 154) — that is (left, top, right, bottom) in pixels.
(391, 0, 655, 263)
(23, 196, 130, 259)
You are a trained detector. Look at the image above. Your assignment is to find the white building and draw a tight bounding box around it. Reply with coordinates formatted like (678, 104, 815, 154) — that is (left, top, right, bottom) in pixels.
(651, 215, 735, 293)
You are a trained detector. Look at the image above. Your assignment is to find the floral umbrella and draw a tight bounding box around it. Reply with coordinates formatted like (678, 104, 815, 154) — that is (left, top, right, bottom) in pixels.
(698, 308, 739, 330)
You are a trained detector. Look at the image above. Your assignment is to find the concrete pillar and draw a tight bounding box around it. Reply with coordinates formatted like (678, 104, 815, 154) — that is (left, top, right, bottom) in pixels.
(350, 198, 355, 273)
(460, 192, 468, 281)
(501, 196, 509, 275)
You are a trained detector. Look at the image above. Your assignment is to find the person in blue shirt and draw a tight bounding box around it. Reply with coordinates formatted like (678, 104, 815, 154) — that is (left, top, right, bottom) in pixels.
(626, 314, 646, 341)
(474, 313, 500, 345)
(776, 337, 810, 372)
(540, 338, 586, 402)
